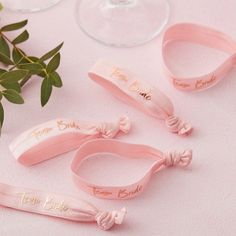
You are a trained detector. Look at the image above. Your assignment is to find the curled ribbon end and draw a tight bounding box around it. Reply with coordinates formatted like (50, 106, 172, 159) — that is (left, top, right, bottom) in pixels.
(178, 123, 193, 136)
(165, 115, 193, 136)
(114, 207, 127, 225)
(119, 116, 131, 134)
(96, 208, 127, 231)
(164, 149, 193, 168)
(98, 116, 131, 139)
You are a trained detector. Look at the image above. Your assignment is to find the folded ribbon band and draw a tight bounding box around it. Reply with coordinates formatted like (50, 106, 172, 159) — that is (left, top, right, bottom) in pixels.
(0, 183, 126, 230)
(10, 134, 192, 200)
(71, 139, 193, 200)
(89, 60, 193, 136)
(162, 23, 236, 91)
(9, 116, 131, 166)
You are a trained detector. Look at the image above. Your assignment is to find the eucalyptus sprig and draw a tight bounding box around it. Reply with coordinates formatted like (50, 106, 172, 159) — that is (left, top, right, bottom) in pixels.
(0, 19, 63, 132)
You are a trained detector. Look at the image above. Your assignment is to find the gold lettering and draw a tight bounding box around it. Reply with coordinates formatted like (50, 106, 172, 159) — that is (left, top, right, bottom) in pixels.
(118, 185, 142, 199)
(31, 127, 53, 140)
(90, 187, 113, 197)
(20, 193, 69, 213)
(129, 81, 152, 100)
(57, 120, 80, 131)
(43, 197, 69, 212)
(111, 68, 152, 100)
(20, 193, 41, 206)
(110, 67, 128, 82)
(195, 74, 217, 89)
(173, 79, 190, 88)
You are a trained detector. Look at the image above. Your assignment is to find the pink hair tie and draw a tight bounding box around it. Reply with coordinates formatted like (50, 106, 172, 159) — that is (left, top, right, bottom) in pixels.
(0, 183, 126, 230)
(162, 23, 236, 91)
(71, 139, 192, 200)
(9, 116, 131, 166)
(89, 60, 193, 136)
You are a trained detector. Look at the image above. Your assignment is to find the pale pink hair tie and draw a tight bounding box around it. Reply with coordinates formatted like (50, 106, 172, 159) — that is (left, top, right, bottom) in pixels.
(162, 23, 236, 91)
(89, 60, 193, 136)
(9, 116, 131, 166)
(71, 139, 192, 200)
(9, 133, 192, 200)
(0, 183, 126, 230)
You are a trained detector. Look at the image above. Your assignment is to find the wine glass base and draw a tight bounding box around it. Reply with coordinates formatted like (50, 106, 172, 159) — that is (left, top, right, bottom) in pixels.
(1, 0, 62, 13)
(76, 0, 170, 47)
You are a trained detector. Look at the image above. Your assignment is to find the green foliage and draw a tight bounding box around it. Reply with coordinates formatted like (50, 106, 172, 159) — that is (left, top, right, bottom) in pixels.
(0, 19, 63, 131)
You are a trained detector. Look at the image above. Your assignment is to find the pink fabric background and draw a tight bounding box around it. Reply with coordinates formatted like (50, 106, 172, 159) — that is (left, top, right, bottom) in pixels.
(0, 0, 236, 235)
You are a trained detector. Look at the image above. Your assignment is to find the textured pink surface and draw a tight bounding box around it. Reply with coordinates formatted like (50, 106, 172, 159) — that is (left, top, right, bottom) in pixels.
(0, 0, 236, 235)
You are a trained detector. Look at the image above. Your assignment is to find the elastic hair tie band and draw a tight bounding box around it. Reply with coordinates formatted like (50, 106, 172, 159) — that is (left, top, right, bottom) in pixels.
(9, 116, 131, 166)
(0, 183, 126, 230)
(162, 23, 236, 91)
(89, 60, 193, 136)
(71, 139, 193, 200)
(10, 134, 192, 200)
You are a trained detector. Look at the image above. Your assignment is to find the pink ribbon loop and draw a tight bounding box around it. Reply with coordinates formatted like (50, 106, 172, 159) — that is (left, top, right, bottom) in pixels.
(89, 60, 193, 136)
(9, 116, 131, 166)
(0, 183, 126, 230)
(71, 139, 193, 200)
(162, 23, 236, 91)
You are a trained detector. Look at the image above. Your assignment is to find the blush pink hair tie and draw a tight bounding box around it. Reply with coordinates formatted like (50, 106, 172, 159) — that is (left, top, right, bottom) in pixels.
(9, 116, 131, 166)
(89, 60, 193, 136)
(71, 139, 193, 200)
(162, 23, 236, 91)
(0, 183, 126, 230)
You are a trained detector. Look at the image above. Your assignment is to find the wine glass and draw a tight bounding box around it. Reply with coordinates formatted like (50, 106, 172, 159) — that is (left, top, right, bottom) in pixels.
(76, 0, 170, 47)
(1, 0, 62, 12)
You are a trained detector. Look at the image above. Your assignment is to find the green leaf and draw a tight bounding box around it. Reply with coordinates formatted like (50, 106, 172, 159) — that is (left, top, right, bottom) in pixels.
(41, 77, 52, 106)
(49, 72, 63, 88)
(0, 51, 14, 65)
(0, 92, 2, 101)
(46, 53, 60, 73)
(27, 56, 39, 62)
(18, 63, 43, 76)
(18, 63, 43, 71)
(0, 69, 7, 76)
(0, 102, 4, 131)
(0, 36, 10, 58)
(2, 89, 24, 104)
(0, 70, 28, 83)
(12, 30, 29, 44)
(1, 20, 28, 32)
(13, 48, 23, 64)
(1, 82, 21, 93)
(40, 42, 63, 61)
(28, 56, 46, 68)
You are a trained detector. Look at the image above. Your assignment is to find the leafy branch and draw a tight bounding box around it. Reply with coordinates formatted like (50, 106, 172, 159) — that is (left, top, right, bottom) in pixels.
(0, 19, 63, 132)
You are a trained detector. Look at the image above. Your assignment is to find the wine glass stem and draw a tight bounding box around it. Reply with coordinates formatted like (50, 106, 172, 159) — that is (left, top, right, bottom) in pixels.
(109, 0, 136, 5)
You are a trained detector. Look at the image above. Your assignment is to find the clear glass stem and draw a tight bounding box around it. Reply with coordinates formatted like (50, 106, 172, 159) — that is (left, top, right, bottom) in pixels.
(109, 0, 135, 5)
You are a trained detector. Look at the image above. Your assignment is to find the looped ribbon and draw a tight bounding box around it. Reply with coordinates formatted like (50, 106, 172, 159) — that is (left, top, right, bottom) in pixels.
(162, 23, 236, 91)
(89, 60, 193, 136)
(9, 133, 192, 200)
(9, 116, 131, 166)
(0, 183, 126, 230)
(71, 139, 192, 200)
